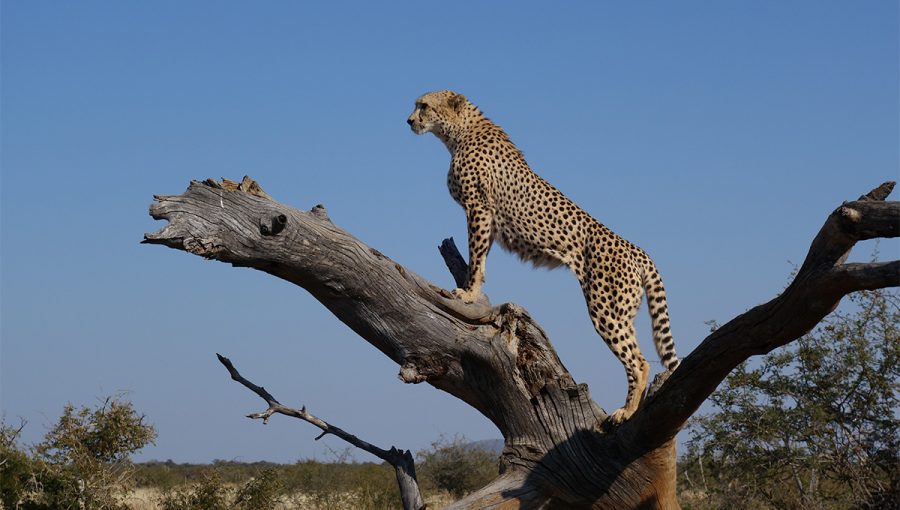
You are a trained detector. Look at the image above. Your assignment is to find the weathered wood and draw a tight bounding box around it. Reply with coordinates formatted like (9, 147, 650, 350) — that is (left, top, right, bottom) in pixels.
(145, 177, 898, 509)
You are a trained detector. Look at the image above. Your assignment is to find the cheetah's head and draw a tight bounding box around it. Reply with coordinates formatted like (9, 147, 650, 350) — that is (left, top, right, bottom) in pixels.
(407, 91, 470, 138)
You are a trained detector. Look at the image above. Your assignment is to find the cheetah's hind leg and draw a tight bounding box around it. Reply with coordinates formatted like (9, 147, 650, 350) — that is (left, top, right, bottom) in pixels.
(587, 314, 650, 425)
(607, 349, 650, 425)
(451, 286, 482, 303)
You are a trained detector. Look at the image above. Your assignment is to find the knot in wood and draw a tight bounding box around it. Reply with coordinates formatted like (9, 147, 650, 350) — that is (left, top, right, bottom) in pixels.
(839, 205, 862, 223)
(398, 357, 448, 383)
(399, 363, 427, 384)
(259, 213, 288, 236)
(310, 204, 330, 220)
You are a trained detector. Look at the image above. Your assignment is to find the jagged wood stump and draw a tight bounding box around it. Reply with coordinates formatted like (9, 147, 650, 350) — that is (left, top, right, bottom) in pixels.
(144, 177, 898, 509)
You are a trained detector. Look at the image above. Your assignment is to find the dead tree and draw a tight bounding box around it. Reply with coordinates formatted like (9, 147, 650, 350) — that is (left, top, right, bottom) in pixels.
(144, 177, 898, 509)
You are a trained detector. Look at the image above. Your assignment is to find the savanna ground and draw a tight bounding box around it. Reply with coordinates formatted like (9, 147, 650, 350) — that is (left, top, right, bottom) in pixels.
(122, 459, 459, 510)
(124, 488, 455, 510)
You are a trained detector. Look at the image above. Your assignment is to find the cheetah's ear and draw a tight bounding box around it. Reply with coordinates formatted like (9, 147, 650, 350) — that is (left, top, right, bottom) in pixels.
(447, 92, 467, 112)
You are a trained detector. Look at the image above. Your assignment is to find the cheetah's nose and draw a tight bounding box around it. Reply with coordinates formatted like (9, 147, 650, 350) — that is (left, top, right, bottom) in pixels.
(406, 118, 414, 126)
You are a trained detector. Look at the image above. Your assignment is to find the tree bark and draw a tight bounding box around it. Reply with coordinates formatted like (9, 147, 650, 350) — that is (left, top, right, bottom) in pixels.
(144, 176, 899, 509)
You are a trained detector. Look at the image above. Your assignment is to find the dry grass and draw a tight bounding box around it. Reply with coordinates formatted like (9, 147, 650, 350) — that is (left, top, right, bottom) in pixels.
(123, 487, 456, 510)
(123, 488, 162, 510)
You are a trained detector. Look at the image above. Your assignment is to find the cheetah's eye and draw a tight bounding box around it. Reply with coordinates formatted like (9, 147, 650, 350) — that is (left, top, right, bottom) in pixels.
(419, 103, 428, 111)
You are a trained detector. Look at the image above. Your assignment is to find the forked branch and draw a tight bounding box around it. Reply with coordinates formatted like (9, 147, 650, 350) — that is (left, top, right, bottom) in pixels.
(630, 181, 899, 445)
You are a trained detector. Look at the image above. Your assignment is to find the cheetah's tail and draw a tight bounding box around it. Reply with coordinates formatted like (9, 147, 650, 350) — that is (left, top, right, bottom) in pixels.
(642, 261, 680, 371)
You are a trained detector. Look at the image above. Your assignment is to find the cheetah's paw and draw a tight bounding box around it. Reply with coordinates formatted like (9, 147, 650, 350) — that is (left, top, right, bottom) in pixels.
(451, 287, 480, 304)
(608, 407, 634, 425)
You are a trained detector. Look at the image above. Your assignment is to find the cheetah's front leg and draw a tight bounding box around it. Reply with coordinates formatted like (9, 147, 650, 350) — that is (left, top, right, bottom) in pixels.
(454, 204, 493, 303)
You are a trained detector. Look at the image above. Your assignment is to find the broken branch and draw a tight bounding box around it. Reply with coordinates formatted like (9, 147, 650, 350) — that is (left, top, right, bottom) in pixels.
(216, 353, 425, 510)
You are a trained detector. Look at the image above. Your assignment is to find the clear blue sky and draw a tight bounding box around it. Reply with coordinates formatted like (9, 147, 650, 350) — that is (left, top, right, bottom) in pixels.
(2, 1, 897, 464)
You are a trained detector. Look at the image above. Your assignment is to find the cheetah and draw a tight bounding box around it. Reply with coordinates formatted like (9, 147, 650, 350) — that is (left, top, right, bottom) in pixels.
(407, 91, 680, 423)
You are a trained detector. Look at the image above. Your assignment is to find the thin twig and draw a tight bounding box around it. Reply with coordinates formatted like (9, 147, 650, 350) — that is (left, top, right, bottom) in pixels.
(216, 353, 425, 510)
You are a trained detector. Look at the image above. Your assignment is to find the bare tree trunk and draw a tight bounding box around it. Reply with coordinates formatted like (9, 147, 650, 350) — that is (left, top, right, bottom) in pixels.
(144, 176, 898, 509)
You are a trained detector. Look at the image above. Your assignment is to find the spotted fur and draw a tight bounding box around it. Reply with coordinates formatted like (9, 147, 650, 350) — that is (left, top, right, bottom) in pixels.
(408, 91, 680, 423)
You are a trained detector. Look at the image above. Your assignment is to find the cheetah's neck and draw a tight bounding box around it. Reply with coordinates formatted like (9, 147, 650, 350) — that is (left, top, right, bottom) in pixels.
(438, 107, 491, 156)
(454, 116, 525, 166)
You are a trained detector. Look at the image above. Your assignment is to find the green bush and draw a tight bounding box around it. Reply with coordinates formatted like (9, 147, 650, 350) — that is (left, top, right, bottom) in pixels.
(132, 459, 185, 491)
(680, 288, 899, 509)
(234, 468, 284, 510)
(157, 470, 232, 510)
(417, 435, 498, 499)
(1, 396, 156, 510)
(281, 457, 398, 509)
(0, 421, 40, 509)
(156, 467, 291, 510)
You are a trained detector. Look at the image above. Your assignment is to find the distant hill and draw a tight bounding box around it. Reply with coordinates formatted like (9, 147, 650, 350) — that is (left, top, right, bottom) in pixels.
(466, 439, 504, 456)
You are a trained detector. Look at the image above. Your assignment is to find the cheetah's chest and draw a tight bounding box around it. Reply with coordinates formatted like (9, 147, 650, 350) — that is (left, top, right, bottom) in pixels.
(448, 143, 583, 269)
(446, 169, 463, 206)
